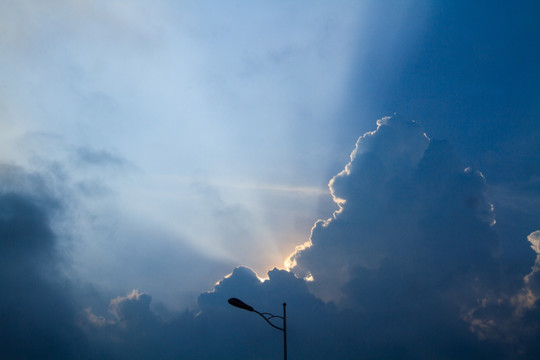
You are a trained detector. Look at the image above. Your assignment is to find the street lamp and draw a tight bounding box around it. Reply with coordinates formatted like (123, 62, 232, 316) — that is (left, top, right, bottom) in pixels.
(228, 297, 287, 360)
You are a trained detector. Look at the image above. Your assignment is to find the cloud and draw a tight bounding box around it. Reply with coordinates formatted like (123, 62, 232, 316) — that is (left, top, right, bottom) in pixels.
(461, 230, 540, 356)
(2, 116, 540, 359)
(289, 116, 499, 305)
(108, 290, 156, 328)
(81, 266, 336, 359)
(0, 167, 85, 359)
(513, 231, 540, 313)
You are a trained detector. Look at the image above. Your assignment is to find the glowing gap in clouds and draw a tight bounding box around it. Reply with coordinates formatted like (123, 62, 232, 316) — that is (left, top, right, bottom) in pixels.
(224, 181, 330, 196)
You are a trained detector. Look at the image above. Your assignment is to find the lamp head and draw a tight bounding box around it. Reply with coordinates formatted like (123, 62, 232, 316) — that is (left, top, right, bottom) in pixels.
(228, 298, 254, 312)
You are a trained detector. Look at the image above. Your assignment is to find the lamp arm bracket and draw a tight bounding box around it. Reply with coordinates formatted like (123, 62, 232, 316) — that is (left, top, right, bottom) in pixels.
(254, 310, 284, 332)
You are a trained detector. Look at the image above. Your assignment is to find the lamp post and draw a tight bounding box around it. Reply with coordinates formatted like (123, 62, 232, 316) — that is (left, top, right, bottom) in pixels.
(228, 298, 287, 360)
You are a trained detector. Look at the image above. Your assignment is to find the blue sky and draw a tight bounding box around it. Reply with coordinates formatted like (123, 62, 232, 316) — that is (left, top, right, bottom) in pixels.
(1, 1, 539, 358)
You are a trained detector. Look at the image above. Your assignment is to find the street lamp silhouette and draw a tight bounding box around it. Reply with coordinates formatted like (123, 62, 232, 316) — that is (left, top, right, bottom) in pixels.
(228, 298, 287, 360)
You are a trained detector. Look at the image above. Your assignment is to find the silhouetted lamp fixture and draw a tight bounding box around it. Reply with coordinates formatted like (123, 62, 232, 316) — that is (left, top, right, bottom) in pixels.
(228, 297, 287, 360)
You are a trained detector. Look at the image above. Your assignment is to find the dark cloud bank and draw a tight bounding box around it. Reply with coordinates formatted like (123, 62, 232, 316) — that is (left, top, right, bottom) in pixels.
(2, 117, 540, 359)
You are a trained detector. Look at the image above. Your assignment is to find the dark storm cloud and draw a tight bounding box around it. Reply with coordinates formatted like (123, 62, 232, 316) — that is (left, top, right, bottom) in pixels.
(290, 116, 499, 301)
(0, 166, 85, 359)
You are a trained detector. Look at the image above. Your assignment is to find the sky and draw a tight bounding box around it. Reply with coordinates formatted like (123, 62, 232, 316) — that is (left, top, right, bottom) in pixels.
(1, 1, 539, 359)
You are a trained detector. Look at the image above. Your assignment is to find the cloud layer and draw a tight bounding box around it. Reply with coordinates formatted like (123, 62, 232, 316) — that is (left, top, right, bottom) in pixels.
(3, 117, 539, 359)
